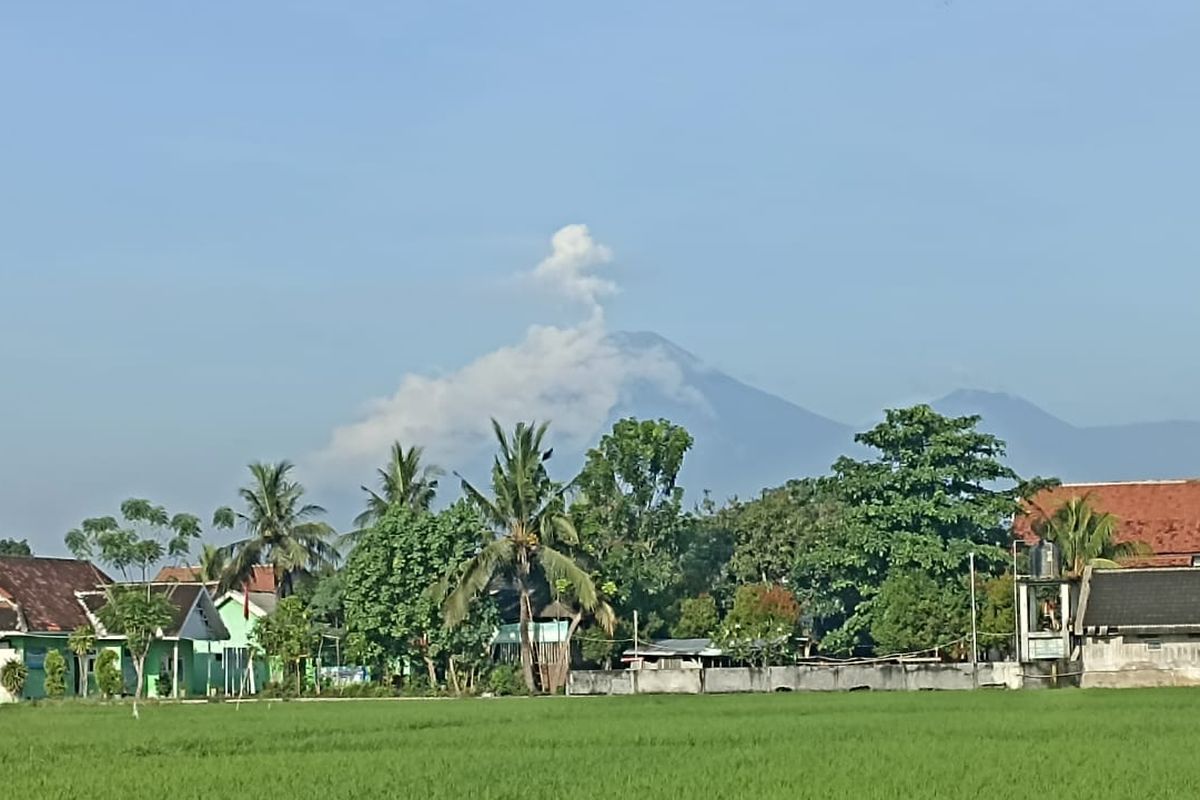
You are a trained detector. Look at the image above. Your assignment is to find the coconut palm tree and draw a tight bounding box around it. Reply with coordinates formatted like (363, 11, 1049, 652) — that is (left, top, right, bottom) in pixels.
(441, 420, 611, 693)
(350, 441, 444, 531)
(1032, 495, 1150, 576)
(214, 461, 339, 598)
(197, 543, 227, 583)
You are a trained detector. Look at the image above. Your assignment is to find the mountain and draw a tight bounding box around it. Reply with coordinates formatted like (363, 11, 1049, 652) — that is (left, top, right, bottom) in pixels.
(606, 331, 854, 500)
(606, 334, 1200, 497)
(932, 390, 1200, 483)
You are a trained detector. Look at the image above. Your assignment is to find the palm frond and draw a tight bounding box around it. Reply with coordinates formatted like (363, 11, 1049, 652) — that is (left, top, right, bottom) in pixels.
(442, 538, 516, 627)
(538, 544, 599, 611)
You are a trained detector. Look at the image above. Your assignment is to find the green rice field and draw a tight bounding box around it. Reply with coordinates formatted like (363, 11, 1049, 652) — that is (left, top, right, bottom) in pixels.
(4, 689, 1199, 798)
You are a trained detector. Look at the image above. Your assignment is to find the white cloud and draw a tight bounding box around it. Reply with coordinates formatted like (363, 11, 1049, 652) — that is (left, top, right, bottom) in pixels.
(313, 225, 702, 477)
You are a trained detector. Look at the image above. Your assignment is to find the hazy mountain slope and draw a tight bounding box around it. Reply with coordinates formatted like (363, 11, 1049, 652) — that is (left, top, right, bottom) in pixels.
(933, 390, 1200, 483)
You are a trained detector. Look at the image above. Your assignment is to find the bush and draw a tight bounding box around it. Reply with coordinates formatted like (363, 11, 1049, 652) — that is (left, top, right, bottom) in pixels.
(95, 650, 124, 698)
(1, 659, 29, 699)
(486, 664, 528, 697)
(43, 650, 67, 698)
(156, 662, 174, 697)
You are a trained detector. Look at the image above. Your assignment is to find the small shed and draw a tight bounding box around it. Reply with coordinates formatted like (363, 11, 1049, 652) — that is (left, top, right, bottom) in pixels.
(622, 638, 725, 670)
(1075, 566, 1200, 688)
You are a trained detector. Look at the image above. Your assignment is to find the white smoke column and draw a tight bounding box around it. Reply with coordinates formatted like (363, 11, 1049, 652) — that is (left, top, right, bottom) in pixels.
(312, 225, 700, 476)
(530, 223, 615, 314)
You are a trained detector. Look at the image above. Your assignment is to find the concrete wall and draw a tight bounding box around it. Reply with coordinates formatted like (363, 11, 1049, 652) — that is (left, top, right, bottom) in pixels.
(1082, 635, 1200, 688)
(569, 662, 1022, 696)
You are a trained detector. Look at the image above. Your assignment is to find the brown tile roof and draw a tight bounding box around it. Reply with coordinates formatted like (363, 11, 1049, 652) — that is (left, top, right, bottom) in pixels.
(153, 564, 276, 593)
(1016, 481, 1200, 567)
(0, 556, 111, 632)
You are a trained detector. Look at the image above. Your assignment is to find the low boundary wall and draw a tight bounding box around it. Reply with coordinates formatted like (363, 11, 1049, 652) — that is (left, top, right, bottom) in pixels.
(568, 662, 1024, 696)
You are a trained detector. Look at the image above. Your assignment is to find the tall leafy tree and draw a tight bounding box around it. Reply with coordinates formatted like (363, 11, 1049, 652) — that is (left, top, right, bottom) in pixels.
(352, 441, 443, 530)
(344, 502, 497, 692)
(798, 405, 1052, 654)
(573, 418, 694, 635)
(65, 499, 203, 580)
(214, 461, 339, 598)
(1031, 495, 1149, 576)
(97, 584, 175, 717)
(722, 479, 843, 586)
(442, 420, 611, 694)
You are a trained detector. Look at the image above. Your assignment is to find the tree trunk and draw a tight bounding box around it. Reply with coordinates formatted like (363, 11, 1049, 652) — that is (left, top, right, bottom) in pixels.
(516, 568, 538, 694)
(132, 654, 145, 719)
(422, 655, 438, 691)
(77, 655, 89, 698)
(448, 657, 461, 696)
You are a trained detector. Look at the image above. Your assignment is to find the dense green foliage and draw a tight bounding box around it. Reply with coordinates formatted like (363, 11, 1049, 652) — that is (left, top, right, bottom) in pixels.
(43, 649, 68, 698)
(343, 503, 497, 692)
(868, 570, 970, 657)
(0, 537, 32, 556)
(790, 406, 1047, 653)
(1, 658, 29, 697)
(574, 418, 694, 636)
(4, 692, 1200, 798)
(252, 596, 313, 692)
(673, 594, 719, 638)
(95, 649, 123, 698)
(716, 583, 803, 666)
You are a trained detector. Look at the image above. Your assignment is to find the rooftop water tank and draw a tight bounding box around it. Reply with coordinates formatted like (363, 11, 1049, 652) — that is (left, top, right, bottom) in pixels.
(1030, 541, 1062, 579)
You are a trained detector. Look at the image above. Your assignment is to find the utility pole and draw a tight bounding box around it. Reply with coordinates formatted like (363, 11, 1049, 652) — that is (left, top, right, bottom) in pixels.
(969, 552, 979, 688)
(633, 609, 639, 666)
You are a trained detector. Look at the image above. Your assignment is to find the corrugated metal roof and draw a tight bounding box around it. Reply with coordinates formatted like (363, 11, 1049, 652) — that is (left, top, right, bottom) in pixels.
(1082, 568, 1200, 631)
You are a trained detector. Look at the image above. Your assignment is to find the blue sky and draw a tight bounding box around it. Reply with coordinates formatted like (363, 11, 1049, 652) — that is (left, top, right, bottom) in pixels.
(2, 2, 1198, 550)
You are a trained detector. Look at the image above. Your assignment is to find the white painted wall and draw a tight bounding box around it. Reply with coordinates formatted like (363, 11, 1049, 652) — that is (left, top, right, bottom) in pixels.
(1082, 635, 1200, 688)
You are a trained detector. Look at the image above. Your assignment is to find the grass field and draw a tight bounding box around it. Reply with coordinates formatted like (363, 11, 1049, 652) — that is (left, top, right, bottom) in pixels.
(4, 689, 1200, 798)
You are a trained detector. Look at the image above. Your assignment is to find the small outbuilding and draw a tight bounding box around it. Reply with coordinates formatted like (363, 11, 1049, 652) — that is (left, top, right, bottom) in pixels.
(1076, 566, 1200, 688)
(623, 638, 725, 670)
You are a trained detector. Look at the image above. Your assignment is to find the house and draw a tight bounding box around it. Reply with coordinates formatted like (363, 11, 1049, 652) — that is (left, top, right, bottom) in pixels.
(1075, 566, 1200, 688)
(623, 638, 725, 670)
(1016, 480, 1200, 566)
(201, 588, 275, 695)
(0, 556, 110, 700)
(0, 556, 228, 701)
(154, 564, 277, 696)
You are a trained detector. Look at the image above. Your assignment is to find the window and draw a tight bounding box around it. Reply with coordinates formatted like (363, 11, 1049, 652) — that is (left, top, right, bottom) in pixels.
(1191, 555, 1200, 567)
(1146, 640, 1163, 651)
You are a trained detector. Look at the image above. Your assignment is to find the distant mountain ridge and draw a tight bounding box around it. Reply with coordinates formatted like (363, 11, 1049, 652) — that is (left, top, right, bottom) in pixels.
(606, 332, 1200, 500)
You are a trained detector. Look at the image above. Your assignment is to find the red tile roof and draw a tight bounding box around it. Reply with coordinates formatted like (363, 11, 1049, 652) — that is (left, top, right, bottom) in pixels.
(153, 564, 276, 593)
(0, 556, 111, 632)
(1015, 481, 1200, 567)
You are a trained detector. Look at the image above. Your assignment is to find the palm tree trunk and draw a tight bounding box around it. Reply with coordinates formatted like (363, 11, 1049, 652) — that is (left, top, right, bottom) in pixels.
(516, 570, 538, 694)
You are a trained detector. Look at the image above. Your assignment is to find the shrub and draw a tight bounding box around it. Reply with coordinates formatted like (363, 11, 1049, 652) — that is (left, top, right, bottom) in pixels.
(43, 650, 68, 698)
(486, 664, 528, 697)
(96, 649, 124, 698)
(1, 659, 29, 699)
(156, 662, 174, 697)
